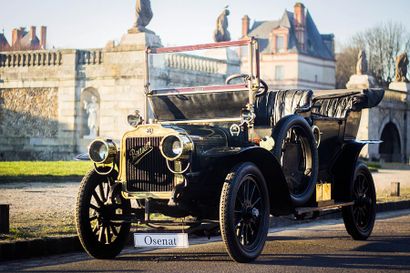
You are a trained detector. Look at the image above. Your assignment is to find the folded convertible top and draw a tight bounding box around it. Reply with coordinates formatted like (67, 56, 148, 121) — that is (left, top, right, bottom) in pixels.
(312, 88, 385, 109)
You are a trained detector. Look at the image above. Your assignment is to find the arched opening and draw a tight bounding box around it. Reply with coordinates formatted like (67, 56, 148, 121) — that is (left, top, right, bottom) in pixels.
(379, 122, 401, 162)
(80, 87, 100, 138)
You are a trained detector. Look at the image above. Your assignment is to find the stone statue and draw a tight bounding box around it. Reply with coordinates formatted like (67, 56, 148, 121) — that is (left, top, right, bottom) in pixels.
(356, 49, 368, 75)
(134, 0, 153, 33)
(84, 96, 99, 138)
(213, 6, 231, 42)
(395, 52, 409, 82)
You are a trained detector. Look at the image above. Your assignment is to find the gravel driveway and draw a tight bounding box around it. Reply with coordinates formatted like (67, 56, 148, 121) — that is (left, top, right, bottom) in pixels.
(0, 182, 79, 239)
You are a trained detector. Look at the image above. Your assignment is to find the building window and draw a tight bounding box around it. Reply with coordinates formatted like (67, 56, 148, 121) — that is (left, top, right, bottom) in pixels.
(276, 35, 285, 53)
(275, 65, 284, 80)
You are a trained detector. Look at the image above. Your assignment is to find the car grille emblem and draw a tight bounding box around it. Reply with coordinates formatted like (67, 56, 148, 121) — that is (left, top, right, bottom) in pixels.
(146, 128, 154, 134)
(129, 141, 153, 166)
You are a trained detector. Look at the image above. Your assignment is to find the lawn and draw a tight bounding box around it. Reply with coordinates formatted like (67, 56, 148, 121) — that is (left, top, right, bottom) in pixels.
(0, 161, 93, 182)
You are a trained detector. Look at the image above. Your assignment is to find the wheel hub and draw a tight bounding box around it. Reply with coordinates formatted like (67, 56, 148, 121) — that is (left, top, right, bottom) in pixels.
(242, 205, 259, 223)
(97, 204, 116, 224)
(356, 195, 371, 207)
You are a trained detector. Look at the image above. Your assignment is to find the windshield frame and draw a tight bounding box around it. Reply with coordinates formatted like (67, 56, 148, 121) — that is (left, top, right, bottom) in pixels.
(144, 37, 261, 124)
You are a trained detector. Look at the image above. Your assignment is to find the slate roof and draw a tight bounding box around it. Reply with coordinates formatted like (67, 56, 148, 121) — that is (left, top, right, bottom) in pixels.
(248, 9, 334, 60)
(19, 29, 40, 49)
(0, 33, 10, 49)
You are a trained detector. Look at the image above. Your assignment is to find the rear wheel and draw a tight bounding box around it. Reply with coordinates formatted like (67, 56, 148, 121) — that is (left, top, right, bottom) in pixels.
(76, 170, 131, 259)
(220, 162, 270, 263)
(342, 162, 376, 240)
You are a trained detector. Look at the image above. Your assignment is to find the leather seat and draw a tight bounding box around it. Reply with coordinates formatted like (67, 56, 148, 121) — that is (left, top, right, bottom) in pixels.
(254, 89, 313, 126)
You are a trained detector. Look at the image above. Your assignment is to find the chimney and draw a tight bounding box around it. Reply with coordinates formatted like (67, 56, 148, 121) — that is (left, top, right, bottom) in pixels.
(11, 28, 23, 50)
(294, 2, 306, 51)
(29, 26, 36, 41)
(242, 15, 250, 38)
(294, 3, 305, 27)
(40, 26, 47, 49)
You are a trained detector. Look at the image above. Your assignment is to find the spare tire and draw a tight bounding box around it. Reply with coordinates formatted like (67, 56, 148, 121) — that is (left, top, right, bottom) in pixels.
(271, 115, 318, 206)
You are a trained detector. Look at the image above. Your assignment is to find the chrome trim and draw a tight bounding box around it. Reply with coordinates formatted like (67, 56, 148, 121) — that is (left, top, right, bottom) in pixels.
(357, 140, 383, 144)
(160, 133, 193, 161)
(149, 87, 248, 97)
(312, 125, 321, 148)
(88, 139, 117, 164)
(159, 117, 242, 125)
(122, 191, 173, 200)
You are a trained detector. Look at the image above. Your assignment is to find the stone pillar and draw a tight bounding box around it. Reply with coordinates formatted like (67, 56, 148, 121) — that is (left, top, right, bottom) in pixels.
(389, 81, 410, 162)
(347, 50, 379, 160)
(346, 74, 377, 89)
(389, 81, 410, 94)
(119, 30, 162, 49)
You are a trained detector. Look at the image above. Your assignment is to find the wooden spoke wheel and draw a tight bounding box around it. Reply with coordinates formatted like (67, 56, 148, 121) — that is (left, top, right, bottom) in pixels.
(342, 162, 376, 240)
(76, 170, 131, 259)
(220, 162, 270, 263)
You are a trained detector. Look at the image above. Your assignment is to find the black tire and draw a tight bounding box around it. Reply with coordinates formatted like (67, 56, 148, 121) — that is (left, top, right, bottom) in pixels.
(75, 169, 131, 259)
(272, 115, 318, 206)
(342, 162, 376, 240)
(220, 162, 270, 263)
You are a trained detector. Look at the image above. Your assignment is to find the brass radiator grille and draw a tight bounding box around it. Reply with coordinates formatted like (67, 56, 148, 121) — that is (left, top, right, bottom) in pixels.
(125, 137, 174, 192)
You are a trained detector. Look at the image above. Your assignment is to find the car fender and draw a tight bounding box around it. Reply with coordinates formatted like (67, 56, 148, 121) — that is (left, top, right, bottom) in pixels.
(204, 146, 293, 216)
(331, 140, 368, 201)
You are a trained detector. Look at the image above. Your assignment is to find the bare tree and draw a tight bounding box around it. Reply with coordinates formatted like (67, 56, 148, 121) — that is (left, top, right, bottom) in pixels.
(352, 22, 410, 86)
(336, 45, 359, 89)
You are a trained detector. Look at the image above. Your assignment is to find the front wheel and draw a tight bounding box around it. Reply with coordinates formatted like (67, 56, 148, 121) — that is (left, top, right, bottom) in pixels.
(342, 162, 376, 240)
(75, 170, 131, 259)
(220, 162, 270, 263)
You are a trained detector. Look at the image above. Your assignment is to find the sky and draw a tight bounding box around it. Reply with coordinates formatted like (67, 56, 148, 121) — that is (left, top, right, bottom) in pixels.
(1, 0, 410, 51)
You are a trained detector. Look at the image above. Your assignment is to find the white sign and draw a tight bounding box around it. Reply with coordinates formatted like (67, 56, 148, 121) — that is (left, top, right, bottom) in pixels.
(134, 233, 189, 248)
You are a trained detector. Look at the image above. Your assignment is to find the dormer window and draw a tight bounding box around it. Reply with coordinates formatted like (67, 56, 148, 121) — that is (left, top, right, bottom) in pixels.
(271, 27, 288, 54)
(276, 35, 285, 53)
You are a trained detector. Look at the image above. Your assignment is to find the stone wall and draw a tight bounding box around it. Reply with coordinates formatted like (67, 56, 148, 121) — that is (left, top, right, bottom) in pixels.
(0, 32, 240, 160)
(0, 87, 74, 160)
(0, 88, 58, 138)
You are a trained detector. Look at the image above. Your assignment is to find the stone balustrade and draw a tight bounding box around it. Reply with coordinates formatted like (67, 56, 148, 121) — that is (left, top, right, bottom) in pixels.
(165, 53, 230, 74)
(0, 51, 63, 67)
(77, 49, 103, 65)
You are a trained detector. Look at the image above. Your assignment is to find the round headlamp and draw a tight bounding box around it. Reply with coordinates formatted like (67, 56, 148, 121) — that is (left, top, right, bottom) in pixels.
(160, 134, 193, 161)
(88, 139, 117, 164)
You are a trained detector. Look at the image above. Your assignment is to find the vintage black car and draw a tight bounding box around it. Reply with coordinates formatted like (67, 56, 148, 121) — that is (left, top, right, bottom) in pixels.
(75, 38, 384, 263)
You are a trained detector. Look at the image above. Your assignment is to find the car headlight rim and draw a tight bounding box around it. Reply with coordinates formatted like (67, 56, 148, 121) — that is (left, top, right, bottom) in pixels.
(88, 139, 117, 164)
(160, 133, 193, 161)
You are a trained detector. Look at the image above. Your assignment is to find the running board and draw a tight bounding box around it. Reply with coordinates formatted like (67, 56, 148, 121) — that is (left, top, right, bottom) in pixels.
(295, 201, 354, 215)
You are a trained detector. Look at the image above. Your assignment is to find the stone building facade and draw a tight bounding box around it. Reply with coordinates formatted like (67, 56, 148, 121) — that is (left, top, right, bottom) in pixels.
(242, 3, 336, 90)
(0, 30, 236, 160)
(0, 2, 406, 162)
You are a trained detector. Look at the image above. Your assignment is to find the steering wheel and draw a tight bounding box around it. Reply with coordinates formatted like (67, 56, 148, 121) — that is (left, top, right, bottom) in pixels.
(256, 79, 268, 96)
(225, 74, 268, 97)
(225, 73, 250, 84)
